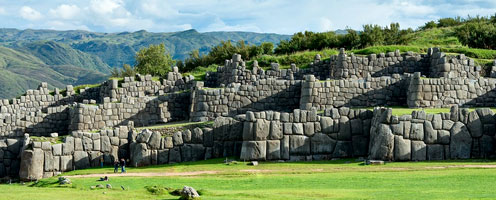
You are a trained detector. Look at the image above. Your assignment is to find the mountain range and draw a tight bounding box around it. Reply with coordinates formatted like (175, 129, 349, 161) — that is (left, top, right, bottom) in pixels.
(0, 28, 291, 99)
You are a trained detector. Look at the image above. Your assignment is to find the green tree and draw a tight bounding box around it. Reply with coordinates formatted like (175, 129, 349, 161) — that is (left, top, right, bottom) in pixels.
(455, 21, 496, 49)
(420, 21, 437, 30)
(360, 24, 385, 47)
(134, 43, 175, 77)
(260, 42, 274, 54)
(121, 64, 136, 77)
(437, 17, 462, 27)
(341, 29, 361, 49)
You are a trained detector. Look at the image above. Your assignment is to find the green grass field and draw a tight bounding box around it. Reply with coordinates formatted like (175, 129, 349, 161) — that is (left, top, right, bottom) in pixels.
(3, 158, 496, 200)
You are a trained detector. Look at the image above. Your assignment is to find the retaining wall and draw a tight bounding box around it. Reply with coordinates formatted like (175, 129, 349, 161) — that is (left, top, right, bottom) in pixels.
(407, 73, 496, 108)
(190, 79, 302, 122)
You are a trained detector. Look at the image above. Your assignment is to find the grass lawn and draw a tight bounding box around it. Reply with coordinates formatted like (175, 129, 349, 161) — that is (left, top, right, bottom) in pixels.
(3, 158, 496, 200)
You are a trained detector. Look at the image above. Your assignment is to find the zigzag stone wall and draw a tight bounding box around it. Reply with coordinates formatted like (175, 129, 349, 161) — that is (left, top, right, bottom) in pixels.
(190, 79, 302, 122)
(68, 93, 189, 132)
(407, 73, 496, 108)
(300, 74, 408, 110)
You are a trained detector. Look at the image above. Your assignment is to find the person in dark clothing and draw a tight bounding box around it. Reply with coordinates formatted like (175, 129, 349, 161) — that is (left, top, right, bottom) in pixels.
(120, 158, 126, 173)
(113, 160, 119, 173)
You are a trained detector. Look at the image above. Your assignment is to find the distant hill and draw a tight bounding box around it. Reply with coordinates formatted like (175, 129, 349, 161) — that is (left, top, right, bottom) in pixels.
(0, 28, 290, 99)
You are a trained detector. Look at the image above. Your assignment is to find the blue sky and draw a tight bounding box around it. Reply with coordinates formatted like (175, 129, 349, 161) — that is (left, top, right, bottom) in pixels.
(0, 0, 495, 34)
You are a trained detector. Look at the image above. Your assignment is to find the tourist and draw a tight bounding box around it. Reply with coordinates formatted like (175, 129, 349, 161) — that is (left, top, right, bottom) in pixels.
(100, 157, 104, 168)
(113, 160, 119, 173)
(120, 158, 126, 173)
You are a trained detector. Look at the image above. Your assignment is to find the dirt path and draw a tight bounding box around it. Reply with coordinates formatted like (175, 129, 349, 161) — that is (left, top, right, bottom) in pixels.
(69, 171, 218, 178)
(66, 164, 496, 178)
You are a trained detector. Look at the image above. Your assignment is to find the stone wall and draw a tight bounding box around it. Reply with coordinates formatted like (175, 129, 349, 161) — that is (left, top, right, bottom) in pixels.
(329, 48, 429, 79)
(19, 124, 132, 181)
(98, 71, 194, 102)
(369, 107, 495, 161)
(68, 93, 190, 132)
(239, 108, 373, 161)
(407, 72, 496, 108)
(0, 71, 192, 137)
(19, 117, 244, 181)
(190, 78, 302, 122)
(300, 74, 408, 110)
(204, 54, 329, 87)
(0, 136, 24, 177)
(429, 47, 481, 79)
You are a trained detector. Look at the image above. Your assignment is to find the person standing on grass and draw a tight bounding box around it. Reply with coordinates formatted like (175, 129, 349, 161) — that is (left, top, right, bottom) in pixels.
(100, 157, 104, 168)
(120, 158, 126, 173)
(114, 160, 119, 173)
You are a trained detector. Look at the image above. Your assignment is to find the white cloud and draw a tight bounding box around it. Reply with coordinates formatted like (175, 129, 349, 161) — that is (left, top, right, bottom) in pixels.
(19, 6, 43, 21)
(3, 0, 496, 34)
(140, 0, 180, 19)
(90, 0, 124, 15)
(49, 4, 80, 20)
(203, 17, 261, 32)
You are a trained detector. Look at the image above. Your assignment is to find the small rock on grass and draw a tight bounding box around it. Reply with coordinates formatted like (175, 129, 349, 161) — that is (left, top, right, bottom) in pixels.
(180, 186, 201, 200)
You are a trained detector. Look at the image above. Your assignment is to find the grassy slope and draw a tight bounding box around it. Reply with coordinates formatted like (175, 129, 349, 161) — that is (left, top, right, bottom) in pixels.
(241, 27, 496, 72)
(0, 45, 108, 98)
(17, 41, 112, 73)
(4, 158, 496, 199)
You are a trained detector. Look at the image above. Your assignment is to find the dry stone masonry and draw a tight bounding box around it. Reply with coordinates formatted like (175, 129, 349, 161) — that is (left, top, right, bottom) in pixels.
(3, 48, 496, 181)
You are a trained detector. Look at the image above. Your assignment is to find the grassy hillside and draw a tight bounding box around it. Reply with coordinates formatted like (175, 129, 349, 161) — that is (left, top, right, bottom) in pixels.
(17, 41, 112, 73)
(0, 45, 107, 99)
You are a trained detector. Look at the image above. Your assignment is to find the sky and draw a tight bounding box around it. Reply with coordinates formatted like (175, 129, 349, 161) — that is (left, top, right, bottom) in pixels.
(0, 0, 495, 34)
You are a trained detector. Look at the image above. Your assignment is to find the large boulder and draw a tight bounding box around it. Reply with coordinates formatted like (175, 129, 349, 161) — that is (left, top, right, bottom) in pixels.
(136, 129, 152, 143)
(269, 121, 283, 140)
(73, 151, 90, 169)
(130, 143, 150, 167)
(254, 119, 270, 141)
(427, 144, 444, 160)
(369, 124, 394, 160)
(411, 141, 426, 161)
(410, 123, 424, 140)
(266, 140, 281, 160)
(338, 116, 351, 140)
(424, 121, 437, 144)
(290, 135, 310, 155)
(394, 136, 411, 161)
(240, 141, 266, 160)
(19, 149, 44, 181)
(148, 131, 162, 150)
(310, 133, 336, 154)
(332, 141, 352, 158)
(450, 122, 471, 159)
(467, 111, 483, 138)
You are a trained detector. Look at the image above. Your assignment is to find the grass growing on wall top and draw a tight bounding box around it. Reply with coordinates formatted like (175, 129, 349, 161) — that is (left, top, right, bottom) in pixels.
(135, 120, 214, 130)
(183, 64, 218, 81)
(30, 135, 66, 144)
(350, 107, 496, 116)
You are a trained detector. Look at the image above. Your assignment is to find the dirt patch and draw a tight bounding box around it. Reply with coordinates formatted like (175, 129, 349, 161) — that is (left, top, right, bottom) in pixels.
(239, 169, 275, 173)
(68, 171, 218, 178)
